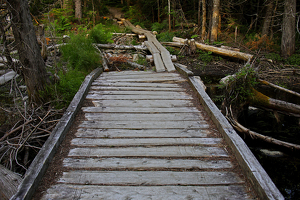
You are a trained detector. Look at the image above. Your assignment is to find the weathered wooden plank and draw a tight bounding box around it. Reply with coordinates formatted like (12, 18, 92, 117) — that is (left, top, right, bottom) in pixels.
(98, 72, 180, 79)
(92, 82, 181, 88)
(88, 90, 188, 96)
(90, 86, 184, 91)
(42, 185, 252, 200)
(144, 41, 160, 54)
(71, 138, 222, 147)
(82, 107, 200, 113)
(86, 94, 192, 100)
(161, 51, 176, 72)
(63, 157, 232, 169)
(58, 171, 243, 185)
(75, 128, 211, 138)
(91, 99, 194, 108)
(79, 120, 209, 129)
(101, 71, 155, 76)
(68, 146, 229, 157)
(84, 113, 204, 121)
(93, 77, 184, 82)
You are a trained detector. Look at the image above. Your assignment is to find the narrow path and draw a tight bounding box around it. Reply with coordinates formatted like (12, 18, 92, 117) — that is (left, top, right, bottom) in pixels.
(41, 71, 254, 199)
(108, 7, 176, 73)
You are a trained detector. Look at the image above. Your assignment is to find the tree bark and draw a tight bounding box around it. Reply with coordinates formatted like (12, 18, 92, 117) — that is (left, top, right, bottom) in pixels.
(75, 0, 82, 20)
(201, 0, 206, 41)
(281, 0, 296, 58)
(210, 0, 220, 43)
(261, 0, 274, 37)
(157, 0, 160, 22)
(250, 89, 300, 116)
(7, 0, 49, 103)
(168, 0, 171, 32)
(198, 0, 201, 27)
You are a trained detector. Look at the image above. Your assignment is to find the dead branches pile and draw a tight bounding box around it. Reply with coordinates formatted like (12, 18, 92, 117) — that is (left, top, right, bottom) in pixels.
(0, 105, 63, 175)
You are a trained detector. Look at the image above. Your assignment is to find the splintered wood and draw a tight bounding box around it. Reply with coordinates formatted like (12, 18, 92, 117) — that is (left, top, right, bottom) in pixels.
(41, 71, 255, 199)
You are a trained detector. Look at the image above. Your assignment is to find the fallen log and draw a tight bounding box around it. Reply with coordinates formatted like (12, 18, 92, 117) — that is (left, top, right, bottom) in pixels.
(0, 165, 22, 200)
(161, 42, 184, 48)
(93, 44, 109, 72)
(250, 89, 300, 116)
(226, 111, 300, 151)
(95, 43, 148, 51)
(173, 36, 253, 61)
(126, 61, 146, 70)
(258, 79, 300, 99)
(112, 33, 137, 36)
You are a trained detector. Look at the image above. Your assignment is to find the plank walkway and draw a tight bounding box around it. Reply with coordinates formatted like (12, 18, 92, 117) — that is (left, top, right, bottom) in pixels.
(41, 71, 255, 199)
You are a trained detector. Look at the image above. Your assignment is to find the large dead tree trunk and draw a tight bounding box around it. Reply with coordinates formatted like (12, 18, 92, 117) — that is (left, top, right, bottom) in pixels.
(261, 0, 274, 37)
(281, 0, 296, 58)
(201, 0, 206, 41)
(173, 37, 253, 61)
(7, 0, 49, 103)
(75, 0, 82, 20)
(210, 0, 220, 43)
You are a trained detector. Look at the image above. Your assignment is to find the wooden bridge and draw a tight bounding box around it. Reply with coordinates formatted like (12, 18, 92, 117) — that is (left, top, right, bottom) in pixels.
(12, 67, 283, 200)
(11, 15, 283, 200)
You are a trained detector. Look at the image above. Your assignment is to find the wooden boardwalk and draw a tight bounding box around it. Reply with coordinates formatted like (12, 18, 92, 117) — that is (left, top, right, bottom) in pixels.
(41, 71, 255, 199)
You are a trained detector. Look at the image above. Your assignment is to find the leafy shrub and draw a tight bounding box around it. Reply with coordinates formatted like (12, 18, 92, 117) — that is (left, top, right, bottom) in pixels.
(157, 31, 175, 42)
(166, 47, 179, 55)
(223, 66, 259, 103)
(197, 50, 213, 64)
(266, 53, 283, 62)
(286, 54, 300, 66)
(151, 20, 168, 32)
(60, 34, 100, 71)
(89, 24, 113, 44)
(42, 69, 86, 109)
(245, 34, 277, 51)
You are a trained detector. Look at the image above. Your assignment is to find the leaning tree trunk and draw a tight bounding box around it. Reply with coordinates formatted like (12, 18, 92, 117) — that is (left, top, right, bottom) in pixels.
(210, 0, 220, 43)
(7, 0, 49, 103)
(281, 0, 296, 58)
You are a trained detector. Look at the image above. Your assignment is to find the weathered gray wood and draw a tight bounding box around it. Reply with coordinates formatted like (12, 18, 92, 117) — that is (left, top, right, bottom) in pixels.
(91, 99, 194, 108)
(79, 120, 209, 129)
(92, 81, 181, 88)
(71, 138, 222, 147)
(11, 68, 103, 200)
(75, 128, 211, 138)
(161, 51, 176, 72)
(98, 72, 180, 79)
(90, 86, 184, 91)
(63, 157, 232, 169)
(86, 94, 192, 100)
(93, 77, 185, 83)
(0, 165, 22, 200)
(174, 63, 194, 76)
(101, 71, 155, 76)
(88, 90, 188, 96)
(84, 113, 204, 121)
(144, 41, 160, 54)
(68, 146, 229, 157)
(82, 106, 200, 113)
(187, 76, 284, 199)
(42, 185, 252, 200)
(58, 171, 243, 185)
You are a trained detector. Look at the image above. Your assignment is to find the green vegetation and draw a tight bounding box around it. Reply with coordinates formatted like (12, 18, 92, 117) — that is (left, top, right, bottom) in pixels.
(222, 66, 259, 103)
